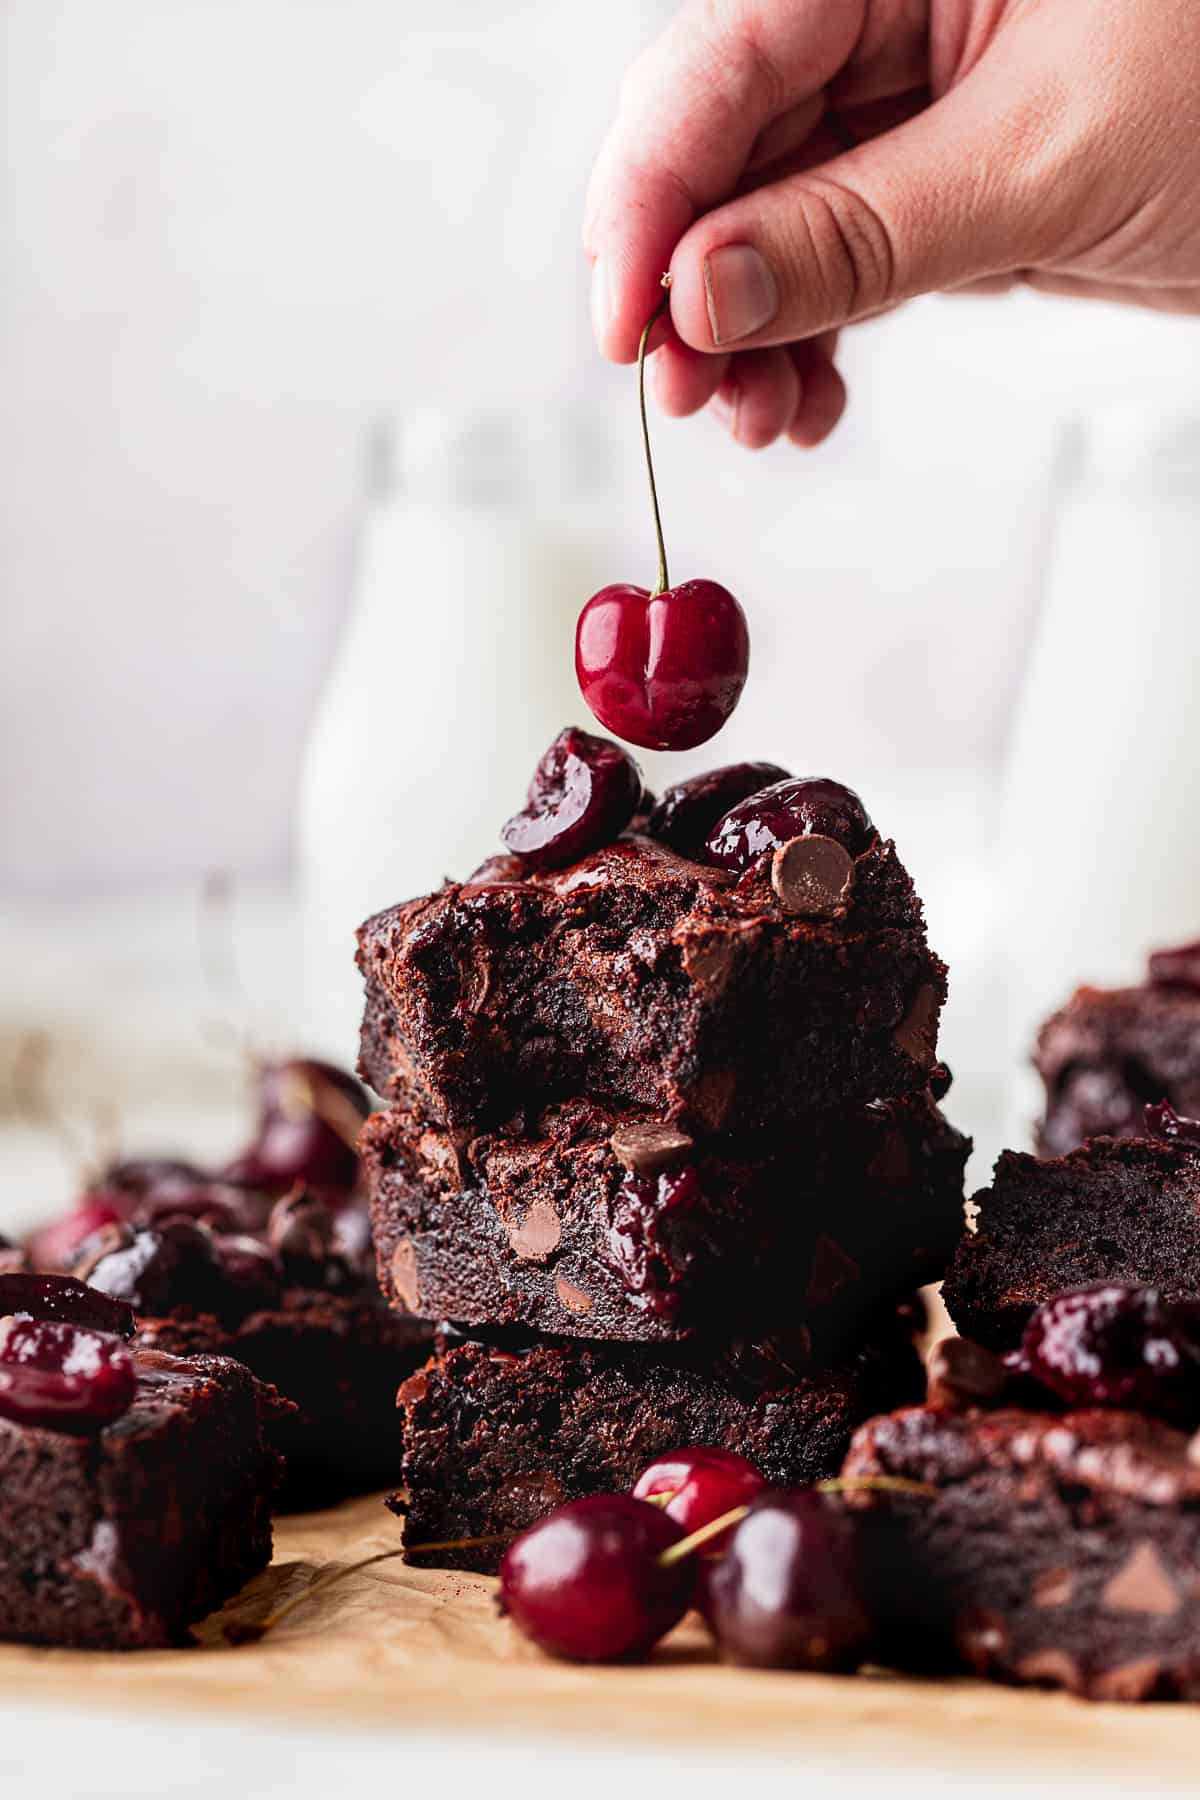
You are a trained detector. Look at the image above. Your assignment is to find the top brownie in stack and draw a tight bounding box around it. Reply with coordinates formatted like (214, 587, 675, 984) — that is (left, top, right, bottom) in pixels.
(357, 773, 946, 1138)
(1035, 939, 1200, 1155)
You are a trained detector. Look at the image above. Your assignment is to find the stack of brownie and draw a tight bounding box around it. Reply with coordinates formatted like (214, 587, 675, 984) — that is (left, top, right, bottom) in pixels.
(356, 733, 969, 1568)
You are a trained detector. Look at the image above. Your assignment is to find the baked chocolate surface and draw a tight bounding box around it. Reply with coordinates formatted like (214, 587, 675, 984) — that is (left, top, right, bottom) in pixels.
(391, 1321, 925, 1573)
(843, 1401, 1200, 1701)
(0, 1349, 282, 1650)
(1035, 956, 1200, 1156)
(357, 831, 946, 1136)
(942, 1137, 1200, 1353)
(363, 1091, 967, 1345)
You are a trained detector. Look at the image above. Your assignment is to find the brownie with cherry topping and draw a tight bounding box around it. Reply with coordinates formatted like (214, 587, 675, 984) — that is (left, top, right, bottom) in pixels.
(358, 830, 946, 1137)
(0, 1335, 285, 1650)
(391, 1315, 924, 1573)
(362, 1088, 967, 1345)
(50, 1188, 433, 1506)
(1035, 941, 1200, 1156)
(844, 1399, 1200, 1702)
(942, 1133, 1200, 1353)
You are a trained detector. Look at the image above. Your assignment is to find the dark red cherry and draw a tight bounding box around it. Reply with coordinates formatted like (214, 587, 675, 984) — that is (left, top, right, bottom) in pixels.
(105, 1157, 211, 1197)
(1144, 1101, 1200, 1150)
(225, 1058, 370, 1204)
(26, 1192, 133, 1273)
(0, 1272, 135, 1339)
(1148, 940, 1200, 991)
(84, 1220, 226, 1319)
(575, 581, 749, 752)
(498, 1493, 695, 1662)
(632, 1447, 765, 1548)
(1022, 1284, 1200, 1421)
(604, 1166, 709, 1319)
(646, 762, 790, 860)
(211, 1235, 284, 1316)
(501, 727, 643, 871)
(706, 777, 874, 872)
(704, 1489, 871, 1670)
(0, 1315, 137, 1432)
(266, 1190, 350, 1291)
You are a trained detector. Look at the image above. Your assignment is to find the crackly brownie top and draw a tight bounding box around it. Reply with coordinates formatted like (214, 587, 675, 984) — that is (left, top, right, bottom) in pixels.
(852, 1402, 1200, 1509)
(983, 1133, 1200, 1201)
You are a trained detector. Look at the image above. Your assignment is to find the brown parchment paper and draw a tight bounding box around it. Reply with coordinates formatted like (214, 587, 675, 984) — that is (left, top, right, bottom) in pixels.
(3, 1491, 1200, 1783)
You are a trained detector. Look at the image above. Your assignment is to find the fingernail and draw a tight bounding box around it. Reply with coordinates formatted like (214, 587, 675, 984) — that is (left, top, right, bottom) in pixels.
(703, 245, 778, 345)
(590, 261, 612, 343)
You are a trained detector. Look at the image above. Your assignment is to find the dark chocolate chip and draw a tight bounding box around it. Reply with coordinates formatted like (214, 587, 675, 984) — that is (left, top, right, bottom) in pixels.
(508, 1200, 562, 1261)
(925, 1336, 1007, 1411)
(769, 833, 855, 919)
(608, 1122, 694, 1177)
(893, 983, 940, 1065)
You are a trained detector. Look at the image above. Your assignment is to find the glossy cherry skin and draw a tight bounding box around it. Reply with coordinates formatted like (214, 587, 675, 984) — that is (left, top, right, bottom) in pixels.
(576, 580, 750, 752)
(0, 1272, 135, 1339)
(225, 1058, 370, 1204)
(1021, 1283, 1200, 1421)
(0, 1315, 137, 1432)
(84, 1220, 227, 1320)
(501, 727, 643, 871)
(26, 1192, 133, 1273)
(704, 1489, 871, 1671)
(632, 1447, 766, 1548)
(706, 777, 874, 873)
(1144, 1101, 1200, 1150)
(646, 763, 790, 861)
(498, 1494, 695, 1662)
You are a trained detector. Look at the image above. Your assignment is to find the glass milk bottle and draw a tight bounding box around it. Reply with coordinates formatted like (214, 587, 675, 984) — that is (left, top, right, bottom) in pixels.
(1001, 405, 1200, 1139)
(296, 406, 650, 1058)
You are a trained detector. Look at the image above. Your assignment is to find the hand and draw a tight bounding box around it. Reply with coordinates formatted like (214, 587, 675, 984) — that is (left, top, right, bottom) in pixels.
(585, 0, 1200, 448)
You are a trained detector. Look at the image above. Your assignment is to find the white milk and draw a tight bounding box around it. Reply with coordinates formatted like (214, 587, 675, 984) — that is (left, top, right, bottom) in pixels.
(1001, 407, 1200, 1138)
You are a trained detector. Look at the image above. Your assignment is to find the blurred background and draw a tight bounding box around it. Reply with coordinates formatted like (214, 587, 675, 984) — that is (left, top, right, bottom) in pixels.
(4, 0, 1200, 1233)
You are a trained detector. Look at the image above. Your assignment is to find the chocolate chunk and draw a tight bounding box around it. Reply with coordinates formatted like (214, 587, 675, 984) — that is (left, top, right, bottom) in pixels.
(1033, 1567, 1074, 1607)
(1091, 1658, 1163, 1702)
(1015, 1649, 1085, 1694)
(554, 1274, 593, 1314)
(803, 1235, 860, 1309)
(390, 1238, 421, 1313)
(608, 1122, 694, 1177)
(508, 1200, 561, 1261)
(925, 1337, 1007, 1411)
(1101, 1542, 1180, 1615)
(770, 834, 855, 919)
(893, 983, 940, 1065)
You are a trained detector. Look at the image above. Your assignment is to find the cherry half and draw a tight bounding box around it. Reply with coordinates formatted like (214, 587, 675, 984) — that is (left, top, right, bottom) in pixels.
(0, 1314, 137, 1432)
(224, 1057, 370, 1204)
(706, 776, 874, 873)
(646, 762, 791, 860)
(704, 1489, 871, 1671)
(498, 1493, 695, 1662)
(0, 1272, 135, 1340)
(501, 727, 642, 870)
(575, 278, 749, 752)
(1021, 1283, 1200, 1422)
(632, 1447, 766, 1549)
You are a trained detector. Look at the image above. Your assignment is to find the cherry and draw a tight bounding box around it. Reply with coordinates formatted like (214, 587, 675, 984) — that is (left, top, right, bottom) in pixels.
(704, 1489, 871, 1671)
(706, 777, 874, 873)
(0, 1315, 137, 1432)
(1148, 939, 1200, 991)
(266, 1189, 351, 1291)
(646, 763, 791, 861)
(83, 1220, 227, 1319)
(1021, 1284, 1200, 1422)
(224, 1058, 370, 1204)
(0, 1272, 135, 1339)
(632, 1447, 765, 1549)
(574, 277, 749, 753)
(26, 1192, 133, 1272)
(501, 727, 643, 871)
(498, 1494, 695, 1662)
(211, 1234, 285, 1316)
(1144, 1101, 1200, 1150)
(604, 1166, 711, 1318)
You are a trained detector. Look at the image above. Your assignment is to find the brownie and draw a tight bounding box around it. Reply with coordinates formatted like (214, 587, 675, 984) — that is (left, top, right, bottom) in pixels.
(357, 831, 946, 1136)
(390, 1320, 924, 1572)
(1035, 947, 1200, 1156)
(943, 1137, 1200, 1352)
(842, 1401, 1200, 1701)
(363, 1090, 967, 1345)
(0, 1348, 283, 1650)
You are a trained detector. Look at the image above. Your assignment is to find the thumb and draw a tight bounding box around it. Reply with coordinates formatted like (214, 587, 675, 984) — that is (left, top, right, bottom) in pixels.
(666, 49, 1085, 349)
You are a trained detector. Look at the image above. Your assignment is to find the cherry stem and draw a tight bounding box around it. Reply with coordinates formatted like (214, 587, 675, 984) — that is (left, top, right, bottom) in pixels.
(656, 1504, 750, 1567)
(638, 273, 673, 598)
(816, 1476, 936, 1499)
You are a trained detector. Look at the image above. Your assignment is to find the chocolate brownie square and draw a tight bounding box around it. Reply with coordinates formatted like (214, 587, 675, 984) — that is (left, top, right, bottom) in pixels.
(0, 1348, 283, 1649)
(1035, 943, 1200, 1155)
(357, 831, 946, 1136)
(390, 1319, 925, 1572)
(843, 1401, 1200, 1701)
(942, 1137, 1200, 1352)
(362, 1090, 967, 1345)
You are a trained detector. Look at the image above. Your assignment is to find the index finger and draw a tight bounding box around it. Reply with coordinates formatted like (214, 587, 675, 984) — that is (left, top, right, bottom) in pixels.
(583, 0, 867, 361)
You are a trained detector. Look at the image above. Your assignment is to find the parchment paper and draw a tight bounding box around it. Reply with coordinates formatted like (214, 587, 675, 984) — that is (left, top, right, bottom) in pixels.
(2, 1491, 1199, 1784)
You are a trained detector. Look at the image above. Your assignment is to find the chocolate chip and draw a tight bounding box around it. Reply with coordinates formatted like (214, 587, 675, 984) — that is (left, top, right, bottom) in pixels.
(390, 1237, 421, 1312)
(508, 1200, 562, 1261)
(925, 1337, 1007, 1410)
(770, 833, 855, 919)
(1033, 1567, 1074, 1608)
(1101, 1542, 1180, 1616)
(608, 1122, 694, 1177)
(554, 1274, 593, 1314)
(1091, 1658, 1163, 1702)
(803, 1235, 860, 1309)
(893, 983, 940, 1065)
